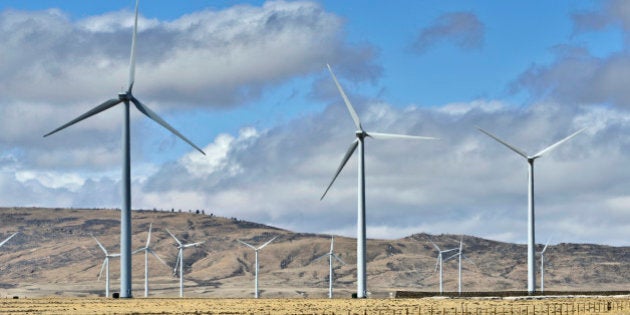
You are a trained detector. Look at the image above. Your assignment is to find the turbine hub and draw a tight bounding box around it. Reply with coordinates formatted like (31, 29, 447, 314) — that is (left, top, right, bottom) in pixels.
(118, 91, 131, 101)
(355, 130, 366, 138)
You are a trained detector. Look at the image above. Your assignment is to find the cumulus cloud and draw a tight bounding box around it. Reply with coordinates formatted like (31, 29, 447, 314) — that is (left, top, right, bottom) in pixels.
(412, 12, 484, 54)
(132, 99, 628, 246)
(0, 1, 379, 107)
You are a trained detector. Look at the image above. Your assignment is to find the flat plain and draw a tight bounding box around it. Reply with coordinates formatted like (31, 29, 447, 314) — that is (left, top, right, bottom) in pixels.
(1, 296, 629, 314)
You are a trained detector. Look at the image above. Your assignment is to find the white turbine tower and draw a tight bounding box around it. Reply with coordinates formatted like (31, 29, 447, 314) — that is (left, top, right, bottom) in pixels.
(539, 237, 552, 293)
(93, 235, 120, 298)
(133, 223, 168, 297)
(238, 236, 278, 298)
(430, 241, 457, 294)
(477, 127, 584, 294)
(166, 229, 204, 298)
(314, 236, 346, 298)
(321, 64, 436, 298)
(43, 0, 205, 298)
(0, 233, 17, 249)
(443, 237, 474, 295)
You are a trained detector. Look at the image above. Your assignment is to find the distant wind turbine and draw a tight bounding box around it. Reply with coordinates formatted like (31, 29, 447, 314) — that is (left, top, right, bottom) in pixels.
(444, 237, 474, 295)
(43, 0, 205, 298)
(477, 127, 585, 294)
(93, 235, 120, 298)
(133, 223, 168, 297)
(539, 236, 552, 293)
(314, 236, 346, 298)
(238, 236, 277, 298)
(0, 232, 17, 249)
(166, 229, 205, 298)
(430, 240, 458, 294)
(321, 64, 437, 298)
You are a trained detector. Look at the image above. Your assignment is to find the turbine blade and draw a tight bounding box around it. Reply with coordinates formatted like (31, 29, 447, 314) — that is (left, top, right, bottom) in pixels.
(0, 232, 17, 248)
(532, 128, 586, 159)
(146, 222, 152, 248)
(258, 236, 278, 250)
(184, 241, 205, 248)
(541, 236, 552, 254)
(367, 132, 438, 141)
(131, 97, 206, 155)
(332, 254, 346, 265)
(149, 248, 168, 267)
(165, 229, 182, 246)
(430, 240, 441, 252)
(43, 99, 122, 137)
(92, 236, 108, 255)
(327, 64, 362, 131)
(98, 258, 107, 281)
(459, 236, 463, 252)
(444, 252, 459, 262)
(132, 247, 145, 255)
(320, 139, 359, 200)
(476, 127, 528, 159)
(173, 250, 181, 275)
(237, 240, 257, 250)
(313, 253, 329, 263)
(434, 256, 439, 272)
(128, 0, 139, 91)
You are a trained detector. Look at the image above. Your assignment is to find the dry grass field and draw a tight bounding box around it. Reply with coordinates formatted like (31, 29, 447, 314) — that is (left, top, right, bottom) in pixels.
(0, 296, 628, 314)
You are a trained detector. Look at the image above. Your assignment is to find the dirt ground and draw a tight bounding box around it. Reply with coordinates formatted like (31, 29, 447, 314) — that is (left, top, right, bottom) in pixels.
(0, 296, 628, 314)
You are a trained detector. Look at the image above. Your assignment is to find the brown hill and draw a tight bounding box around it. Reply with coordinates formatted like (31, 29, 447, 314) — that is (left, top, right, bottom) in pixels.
(0, 207, 627, 298)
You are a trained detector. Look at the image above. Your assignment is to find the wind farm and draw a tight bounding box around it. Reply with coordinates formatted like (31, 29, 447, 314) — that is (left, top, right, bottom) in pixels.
(0, 0, 629, 313)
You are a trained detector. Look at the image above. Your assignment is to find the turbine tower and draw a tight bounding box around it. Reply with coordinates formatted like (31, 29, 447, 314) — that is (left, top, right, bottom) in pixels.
(539, 237, 551, 293)
(238, 236, 277, 298)
(314, 236, 346, 298)
(0, 232, 17, 249)
(477, 127, 584, 294)
(430, 240, 457, 294)
(321, 64, 436, 298)
(133, 223, 168, 297)
(166, 229, 205, 298)
(93, 235, 120, 298)
(43, 0, 205, 298)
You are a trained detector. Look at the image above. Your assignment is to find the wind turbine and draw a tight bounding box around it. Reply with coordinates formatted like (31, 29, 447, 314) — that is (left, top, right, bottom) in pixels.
(238, 236, 278, 298)
(93, 235, 120, 298)
(477, 126, 584, 294)
(314, 236, 346, 298)
(443, 237, 474, 295)
(430, 240, 457, 294)
(0, 232, 17, 249)
(133, 223, 168, 297)
(43, 0, 205, 298)
(166, 229, 205, 298)
(539, 236, 552, 293)
(321, 64, 436, 298)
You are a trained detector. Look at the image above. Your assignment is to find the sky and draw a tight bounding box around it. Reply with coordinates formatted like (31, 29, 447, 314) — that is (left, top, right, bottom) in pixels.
(0, 0, 629, 246)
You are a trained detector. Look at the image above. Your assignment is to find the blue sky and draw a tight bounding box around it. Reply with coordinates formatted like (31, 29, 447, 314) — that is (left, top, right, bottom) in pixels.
(0, 1, 629, 246)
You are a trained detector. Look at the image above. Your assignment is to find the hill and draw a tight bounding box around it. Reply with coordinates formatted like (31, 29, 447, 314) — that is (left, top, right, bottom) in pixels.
(0, 207, 627, 298)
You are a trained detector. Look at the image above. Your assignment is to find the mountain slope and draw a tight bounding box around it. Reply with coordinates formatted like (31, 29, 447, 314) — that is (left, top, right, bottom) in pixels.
(0, 207, 627, 298)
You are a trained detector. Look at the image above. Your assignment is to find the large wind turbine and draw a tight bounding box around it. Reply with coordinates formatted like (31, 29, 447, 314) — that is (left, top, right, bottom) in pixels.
(93, 235, 120, 298)
(166, 229, 205, 297)
(238, 236, 277, 298)
(477, 127, 585, 294)
(539, 237, 551, 293)
(314, 236, 346, 298)
(0, 233, 17, 249)
(321, 64, 436, 298)
(43, 0, 205, 298)
(133, 223, 168, 297)
(430, 241, 457, 294)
